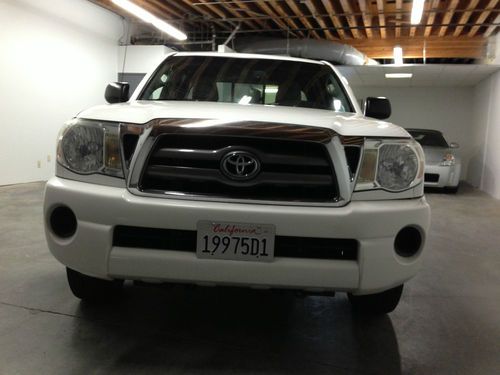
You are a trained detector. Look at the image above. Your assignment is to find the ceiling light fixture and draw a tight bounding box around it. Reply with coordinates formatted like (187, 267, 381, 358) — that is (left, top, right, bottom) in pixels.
(411, 0, 425, 25)
(385, 73, 413, 79)
(112, 0, 187, 41)
(393, 45, 404, 66)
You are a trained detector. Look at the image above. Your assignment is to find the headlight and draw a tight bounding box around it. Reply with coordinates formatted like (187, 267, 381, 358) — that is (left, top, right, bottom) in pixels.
(355, 139, 425, 192)
(57, 119, 123, 177)
(440, 153, 455, 166)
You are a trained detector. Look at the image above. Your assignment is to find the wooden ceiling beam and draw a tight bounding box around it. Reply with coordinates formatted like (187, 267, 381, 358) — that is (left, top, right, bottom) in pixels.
(139, 0, 182, 19)
(321, 0, 346, 39)
(376, 0, 387, 38)
(254, 1, 300, 37)
(339, 0, 362, 39)
(468, 0, 499, 37)
(285, 0, 321, 39)
(180, 0, 231, 30)
(395, 0, 403, 38)
(304, 0, 336, 40)
(453, 0, 480, 37)
(204, 1, 261, 30)
(357, 0, 373, 38)
(231, 0, 270, 30)
(483, 13, 500, 37)
(438, 0, 460, 37)
(424, 0, 441, 37)
(264, 3, 304, 37)
(348, 36, 487, 59)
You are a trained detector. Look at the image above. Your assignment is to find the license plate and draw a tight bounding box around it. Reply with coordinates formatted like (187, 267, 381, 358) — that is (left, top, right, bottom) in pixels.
(196, 221, 275, 262)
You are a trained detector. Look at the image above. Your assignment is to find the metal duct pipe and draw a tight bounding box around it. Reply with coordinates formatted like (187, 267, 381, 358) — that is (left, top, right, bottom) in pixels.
(237, 38, 370, 66)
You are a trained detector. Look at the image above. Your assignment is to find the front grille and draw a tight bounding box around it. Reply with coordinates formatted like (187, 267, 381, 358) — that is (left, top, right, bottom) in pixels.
(113, 226, 358, 261)
(139, 134, 339, 202)
(343, 146, 362, 180)
(425, 173, 439, 182)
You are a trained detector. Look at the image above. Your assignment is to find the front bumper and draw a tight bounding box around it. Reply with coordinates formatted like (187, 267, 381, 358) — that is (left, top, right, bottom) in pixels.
(424, 163, 461, 188)
(44, 177, 431, 295)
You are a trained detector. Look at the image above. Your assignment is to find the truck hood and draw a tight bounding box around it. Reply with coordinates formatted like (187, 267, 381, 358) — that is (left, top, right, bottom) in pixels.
(77, 101, 409, 138)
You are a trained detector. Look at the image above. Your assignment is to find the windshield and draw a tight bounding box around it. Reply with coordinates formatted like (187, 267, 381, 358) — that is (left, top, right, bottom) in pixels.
(408, 130, 449, 148)
(140, 55, 353, 112)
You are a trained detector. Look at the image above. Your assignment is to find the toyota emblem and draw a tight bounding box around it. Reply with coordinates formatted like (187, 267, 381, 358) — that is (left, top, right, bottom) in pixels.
(221, 151, 260, 180)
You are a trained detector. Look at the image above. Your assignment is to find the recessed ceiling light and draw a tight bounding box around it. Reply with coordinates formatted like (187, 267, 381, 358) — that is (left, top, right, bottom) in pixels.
(112, 0, 187, 41)
(411, 0, 425, 25)
(385, 73, 413, 79)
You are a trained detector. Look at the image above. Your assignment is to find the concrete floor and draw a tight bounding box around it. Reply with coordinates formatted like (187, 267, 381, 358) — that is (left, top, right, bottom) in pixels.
(0, 182, 499, 375)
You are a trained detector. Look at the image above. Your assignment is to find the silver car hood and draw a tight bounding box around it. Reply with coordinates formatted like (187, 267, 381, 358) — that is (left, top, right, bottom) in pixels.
(422, 146, 453, 163)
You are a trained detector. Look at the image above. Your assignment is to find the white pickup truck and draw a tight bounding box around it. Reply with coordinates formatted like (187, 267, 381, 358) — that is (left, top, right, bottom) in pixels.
(44, 52, 430, 314)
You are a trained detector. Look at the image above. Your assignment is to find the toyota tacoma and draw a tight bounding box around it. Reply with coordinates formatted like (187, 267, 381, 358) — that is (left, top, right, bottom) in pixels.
(44, 52, 430, 314)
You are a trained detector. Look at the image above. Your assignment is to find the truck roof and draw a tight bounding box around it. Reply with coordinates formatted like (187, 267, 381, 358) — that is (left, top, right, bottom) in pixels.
(172, 51, 325, 65)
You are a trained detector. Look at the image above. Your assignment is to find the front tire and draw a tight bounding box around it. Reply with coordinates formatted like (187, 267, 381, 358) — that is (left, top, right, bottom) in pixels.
(348, 285, 403, 314)
(66, 267, 123, 301)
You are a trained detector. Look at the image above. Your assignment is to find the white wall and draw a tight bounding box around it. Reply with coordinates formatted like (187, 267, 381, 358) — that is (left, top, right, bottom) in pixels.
(351, 86, 474, 179)
(118, 45, 173, 74)
(471, 71, 500, 199)
(0, 0, 123, 185)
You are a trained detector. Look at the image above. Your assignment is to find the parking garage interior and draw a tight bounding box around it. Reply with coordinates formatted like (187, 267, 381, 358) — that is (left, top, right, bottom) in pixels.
(0, 1, 499, 374)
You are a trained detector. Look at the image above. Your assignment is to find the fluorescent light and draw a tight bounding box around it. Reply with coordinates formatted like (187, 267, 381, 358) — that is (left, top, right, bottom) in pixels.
(333, 99, 342, 112)
(112, 0, 187, 41)
(393, 45, 404, 66)
(238, 95, 252, 105)
(265, 86, 278, 94)
(411, 0, 425, 25)
(385, 73, 413, 79)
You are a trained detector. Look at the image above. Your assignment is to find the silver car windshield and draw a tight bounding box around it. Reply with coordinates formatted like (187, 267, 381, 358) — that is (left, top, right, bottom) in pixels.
(140, 55, 354, 112)
(409, 130, 449, 148)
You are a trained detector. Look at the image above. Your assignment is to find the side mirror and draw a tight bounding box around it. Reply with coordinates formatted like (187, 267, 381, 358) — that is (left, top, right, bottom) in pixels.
(363, 97, 391, 120)
(105, 82, 130, 104)
(450, 142, 460, 149)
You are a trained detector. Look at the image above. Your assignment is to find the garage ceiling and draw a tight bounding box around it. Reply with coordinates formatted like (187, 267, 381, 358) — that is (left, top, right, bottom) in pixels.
(93, 0, 500, 60)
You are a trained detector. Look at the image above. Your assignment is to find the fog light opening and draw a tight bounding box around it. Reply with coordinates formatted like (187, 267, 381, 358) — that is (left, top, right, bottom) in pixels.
(394, 226, 422, 258)
(50, 206, 77, 238)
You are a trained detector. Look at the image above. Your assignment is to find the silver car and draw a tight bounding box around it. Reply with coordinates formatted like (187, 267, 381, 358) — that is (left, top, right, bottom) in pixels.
(407, 129, 461, 193)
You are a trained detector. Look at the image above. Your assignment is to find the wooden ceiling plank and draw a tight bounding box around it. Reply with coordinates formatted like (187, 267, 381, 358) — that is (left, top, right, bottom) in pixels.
(266, 1, 305, 38)
(438, 0, 460, 37)
(453, 0, 480, 36)
(304, 0, 336, 40)
(231, 0, 270, 30)
(395, 0, 403, 38)
(204, 0, 261, 30)
(424, 0, 441, 37)
(348, 36, 487, 59)
(376, 0, 387, 39)
(484, 13, 500, 37)
(339, 0, 362, 39)
(320, 0, 346, 39)
(469, 0, 499, 37)
(254, 1, 299, 37)
(285, 0, 321, 39)
(180, 0, 231, 30)
(357, 0, 373, 38)
(142, 0, 182, 19)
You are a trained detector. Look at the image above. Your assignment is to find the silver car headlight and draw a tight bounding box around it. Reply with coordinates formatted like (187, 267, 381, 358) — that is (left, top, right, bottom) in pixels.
(57, 119, 123, 177)
(355, 139, 425, 192)
(440, 153, 456, 166)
